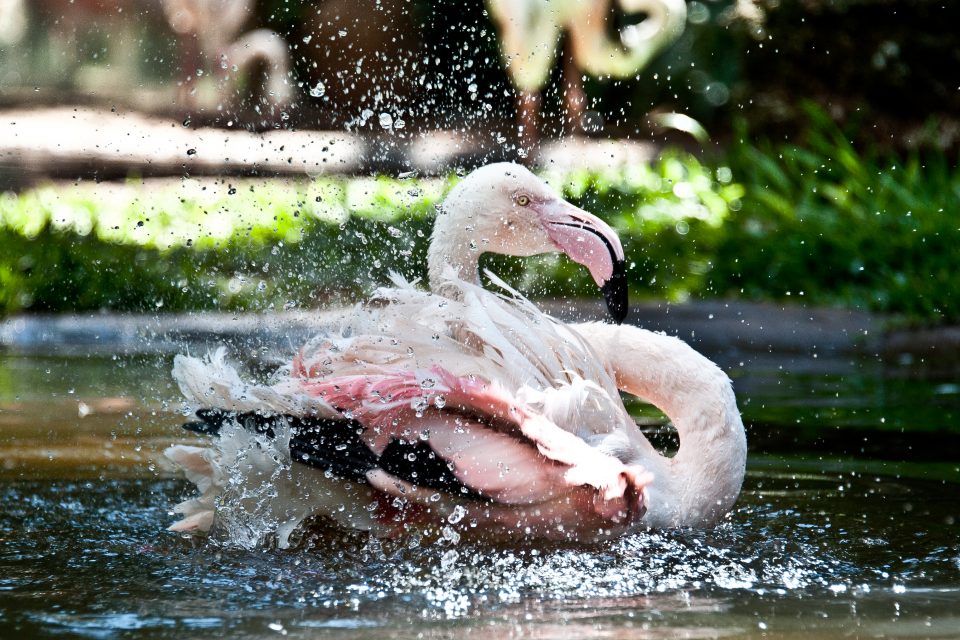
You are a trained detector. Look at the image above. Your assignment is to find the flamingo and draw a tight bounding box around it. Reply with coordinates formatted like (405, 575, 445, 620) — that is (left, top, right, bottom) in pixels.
(161, 0, 293, 121)
(486, 0, 688, 150)
(165, 163, 746, 547)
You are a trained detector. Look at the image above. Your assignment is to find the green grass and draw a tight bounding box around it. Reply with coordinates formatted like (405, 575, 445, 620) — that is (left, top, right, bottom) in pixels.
(0, 176, 452, 312)
(716, 105, 960, 324)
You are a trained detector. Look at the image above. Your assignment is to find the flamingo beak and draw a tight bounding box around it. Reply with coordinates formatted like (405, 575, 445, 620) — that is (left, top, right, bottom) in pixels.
(539, 200, 629, 324)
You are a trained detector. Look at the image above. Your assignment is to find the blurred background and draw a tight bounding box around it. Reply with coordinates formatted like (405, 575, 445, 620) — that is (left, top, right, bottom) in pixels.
(2, 0, 957, 141)
(0, 0, 957, 324)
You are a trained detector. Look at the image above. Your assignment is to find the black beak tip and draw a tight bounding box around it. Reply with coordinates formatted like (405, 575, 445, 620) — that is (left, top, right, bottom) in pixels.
(601, 261, 629, 325)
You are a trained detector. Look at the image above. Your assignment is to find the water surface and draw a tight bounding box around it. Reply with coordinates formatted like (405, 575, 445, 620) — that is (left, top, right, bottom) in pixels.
(1, 349, 958, 638)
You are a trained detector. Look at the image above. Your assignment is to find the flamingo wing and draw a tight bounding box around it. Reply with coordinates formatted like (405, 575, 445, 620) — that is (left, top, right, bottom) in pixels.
(173, 361, 649, 539)
(167, 273, 649, 544)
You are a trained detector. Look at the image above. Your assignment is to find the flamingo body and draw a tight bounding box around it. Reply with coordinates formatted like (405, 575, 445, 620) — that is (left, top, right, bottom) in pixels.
(166, 163, 745, 547)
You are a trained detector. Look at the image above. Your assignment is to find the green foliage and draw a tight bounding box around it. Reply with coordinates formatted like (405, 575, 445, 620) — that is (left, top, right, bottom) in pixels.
(3, 119, 957, 325)
(717, 105, 960, 323)
(0, 177, 445, 313)
(0, 157, 739, 314)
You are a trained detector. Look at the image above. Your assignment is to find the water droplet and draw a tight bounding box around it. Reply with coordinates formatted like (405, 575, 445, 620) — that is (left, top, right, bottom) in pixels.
(448, 505, 466, 524)
(309, 82, 325, 98)
(378, 112, 393, 130)
(412, 398, 428, 418)
(441, 526, 461, 544)
(441, 549, 459, 570)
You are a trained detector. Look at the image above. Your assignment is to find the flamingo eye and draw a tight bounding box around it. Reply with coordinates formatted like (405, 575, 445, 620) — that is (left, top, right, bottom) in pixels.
(516, 194, 530, 206)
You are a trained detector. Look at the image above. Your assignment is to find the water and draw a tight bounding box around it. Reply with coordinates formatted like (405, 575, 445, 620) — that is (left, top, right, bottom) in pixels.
(1, 348, 959, 638)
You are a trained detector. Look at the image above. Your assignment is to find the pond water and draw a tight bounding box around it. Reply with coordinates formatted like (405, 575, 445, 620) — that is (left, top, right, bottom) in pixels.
(1, 341, 959, 638)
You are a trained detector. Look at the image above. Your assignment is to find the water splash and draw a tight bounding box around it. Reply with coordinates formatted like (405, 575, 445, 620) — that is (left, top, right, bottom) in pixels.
(3, 472, 959, 637)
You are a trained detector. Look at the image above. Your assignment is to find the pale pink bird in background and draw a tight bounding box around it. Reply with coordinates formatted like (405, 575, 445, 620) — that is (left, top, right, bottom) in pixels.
(161, 0, 293, 118)
(165, 163, 746, 548)
(486, 0, 688, 150)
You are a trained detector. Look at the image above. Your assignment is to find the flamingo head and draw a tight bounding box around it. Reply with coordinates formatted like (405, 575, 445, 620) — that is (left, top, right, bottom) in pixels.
(437, 163, 628, 323)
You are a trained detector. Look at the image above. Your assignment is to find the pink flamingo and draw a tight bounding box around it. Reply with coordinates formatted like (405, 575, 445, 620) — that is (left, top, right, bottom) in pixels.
(165, 163, 746, 547)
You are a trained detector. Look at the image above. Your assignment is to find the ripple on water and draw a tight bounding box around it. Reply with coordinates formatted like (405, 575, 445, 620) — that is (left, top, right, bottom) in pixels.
(1, 471, 959, 638)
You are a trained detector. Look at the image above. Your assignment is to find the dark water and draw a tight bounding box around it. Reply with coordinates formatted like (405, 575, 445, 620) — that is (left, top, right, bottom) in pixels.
(3, 472, 959, 639)
(1, 350, 959, 638)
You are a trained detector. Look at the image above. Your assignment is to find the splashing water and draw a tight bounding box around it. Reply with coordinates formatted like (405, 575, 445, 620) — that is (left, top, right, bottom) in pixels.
(2, 352, 959, 637)
(2, 464, 958, 638)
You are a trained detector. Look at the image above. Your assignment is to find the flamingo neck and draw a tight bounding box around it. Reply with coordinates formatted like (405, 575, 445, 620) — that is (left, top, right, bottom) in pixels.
(638, 0, 688, 52)
(427, 206, 483, 292)
(574, 323, 747, 527)
(570, 0, 687, 78)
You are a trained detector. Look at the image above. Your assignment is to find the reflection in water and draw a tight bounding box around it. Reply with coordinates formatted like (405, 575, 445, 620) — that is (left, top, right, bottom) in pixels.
(1, 352, 959, 637)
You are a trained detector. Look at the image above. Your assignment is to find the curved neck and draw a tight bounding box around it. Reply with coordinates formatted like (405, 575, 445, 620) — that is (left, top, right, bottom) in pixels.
(225, 30, 293, 104)
(572, 322, 747, 527)
(427, 205, 482, 292)
(571, 0, 686, 78)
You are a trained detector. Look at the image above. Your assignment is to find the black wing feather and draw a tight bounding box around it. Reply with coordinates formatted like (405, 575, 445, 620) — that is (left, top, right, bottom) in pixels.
(182, 409, 481, 498)
(379, 440, 487, 500)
